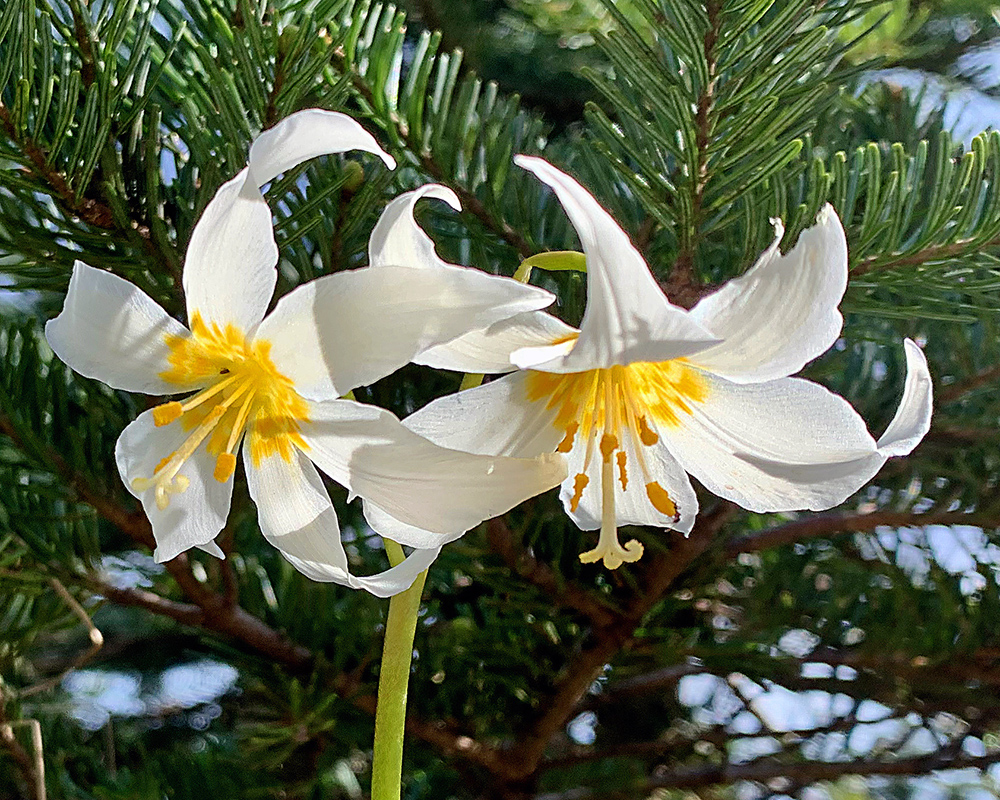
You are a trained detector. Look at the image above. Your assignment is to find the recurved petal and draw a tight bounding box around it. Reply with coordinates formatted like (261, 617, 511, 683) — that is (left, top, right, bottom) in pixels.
(45, 261, 191, 395)
(255, 265, 554, 400)
(662, 370, 882, 513)
(737, 339, 934, 486)
(369, 184, 461, 269)
(242, 443, 429, 596)
(876, 339, 933, 456)
(182, 169, 278, 333)
(297, 398, 566, 543)
(247, 108, 395, 188)
(514, 155, 718, 373)
(688, 204, 848, 383)
(416, 311, 579, 373)
(115, 409, 233, 563)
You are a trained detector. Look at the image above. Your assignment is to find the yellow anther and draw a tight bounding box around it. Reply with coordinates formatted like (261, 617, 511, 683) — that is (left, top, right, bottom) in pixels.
(616, 451, 628, 490)
(214, 452, 237, 483)
(646, 481, 678, 519)
(638, 416, 659, 446)
(599, 433, 618, 462)
(557, 422, 578, 453)
(569, 473, 589, 512)
(153, 402, 184, 427)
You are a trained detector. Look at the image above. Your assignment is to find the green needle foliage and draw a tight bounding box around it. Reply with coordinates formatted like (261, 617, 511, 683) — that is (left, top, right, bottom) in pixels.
(3, 1, 1000, 799)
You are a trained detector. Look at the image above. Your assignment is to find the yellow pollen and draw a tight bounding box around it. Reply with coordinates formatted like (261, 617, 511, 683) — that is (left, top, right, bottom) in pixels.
(600, 433, 618, 462)
(525, 359, 705, 564)
(131, 312, 310, 509)
(153, 402, 183, 427)
(646, 481, 679, 520)
(214, 453, 237, 483)
(638, 416, 659, 446)
(557, 422, 578, 453)
(569, 473, 589, 512)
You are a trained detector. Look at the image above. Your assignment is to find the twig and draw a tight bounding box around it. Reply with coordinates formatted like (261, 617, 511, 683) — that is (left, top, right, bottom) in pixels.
(18, 579, 103, 699)
(724, 508, 998, 556)
(0, 688, 45, 800)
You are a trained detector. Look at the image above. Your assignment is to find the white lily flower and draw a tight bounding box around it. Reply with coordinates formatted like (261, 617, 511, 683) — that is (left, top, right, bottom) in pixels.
(45, 111, 566, 596)
(363, 156, 933, 570)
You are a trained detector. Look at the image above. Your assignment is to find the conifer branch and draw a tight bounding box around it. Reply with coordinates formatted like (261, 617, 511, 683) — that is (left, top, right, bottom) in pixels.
(724, 508, 998, 556)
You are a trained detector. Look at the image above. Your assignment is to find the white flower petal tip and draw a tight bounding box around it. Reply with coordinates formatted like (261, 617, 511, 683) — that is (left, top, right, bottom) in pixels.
(687, 202, 848, 383)
(876, 338, 933, 457)
(369, 184, 462, 271)
(248, 108, 395, 187)
(45, 261, 194, 395)
(513, 155, 719, 372)
(281, 546, 441, 598)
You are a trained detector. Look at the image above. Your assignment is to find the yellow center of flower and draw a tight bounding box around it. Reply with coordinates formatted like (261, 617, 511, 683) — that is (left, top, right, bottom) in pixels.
(131, 313, 309, 510)
(525, 360, 708, 569)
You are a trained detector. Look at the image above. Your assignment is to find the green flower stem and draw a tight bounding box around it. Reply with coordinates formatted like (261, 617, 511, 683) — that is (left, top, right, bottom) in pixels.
(371, 539, 428, 800)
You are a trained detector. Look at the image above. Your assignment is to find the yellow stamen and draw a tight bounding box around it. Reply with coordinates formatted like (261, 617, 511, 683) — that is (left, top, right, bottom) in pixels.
(579, 452, 643, 569)
(131, 313, 311, 510)
(557, 422, 578, 453)
(153, 402, 183, 427)
(524, 358, 705, 566)
(214, 453, 237, 483)
(569, 473, 589, 512)
(646, 481, 679, 520)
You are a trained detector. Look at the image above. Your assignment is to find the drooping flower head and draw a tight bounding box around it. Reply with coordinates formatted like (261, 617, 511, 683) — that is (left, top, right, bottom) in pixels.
(363, 157, 933, 569)
(45, 111, 566, 595)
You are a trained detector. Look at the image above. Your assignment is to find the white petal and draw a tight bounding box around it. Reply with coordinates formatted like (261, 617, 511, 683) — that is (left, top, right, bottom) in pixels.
(876, 339, 933, 456)
(688, 204, 848, 382)
(416, 311, 579, 373)
(255, 265, 554, 400)
(368, 184, 460, 269)
(298, 398, 566, 541)
(740, 339, 934, 484)
(662, 371, 881, 512)
(514, 155, 718, 372)
(247, 108, 395, 187)
(402, 371, 565, 457)
(45, 262, 191, 394)
(183, 170, 278, 333)
(115, 409, 233, 562)
(241, 443, 429, 596)
(563, 430, 699, 534)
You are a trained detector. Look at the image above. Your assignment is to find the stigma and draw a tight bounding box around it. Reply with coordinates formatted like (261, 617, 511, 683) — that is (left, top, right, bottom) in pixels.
(526, 361, 707, 569)
(131, 314, 308, 510)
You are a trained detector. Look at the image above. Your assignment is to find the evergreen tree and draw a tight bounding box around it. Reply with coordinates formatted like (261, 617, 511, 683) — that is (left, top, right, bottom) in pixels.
(3, 1, 1000, 798)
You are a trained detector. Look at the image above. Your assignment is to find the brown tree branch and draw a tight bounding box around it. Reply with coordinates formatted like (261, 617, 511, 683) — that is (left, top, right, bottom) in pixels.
(938, 364, 1000, 405)
(536, 751, 1000, 799)
(724, 509, 998, 556)
(0, 688, 43, 800)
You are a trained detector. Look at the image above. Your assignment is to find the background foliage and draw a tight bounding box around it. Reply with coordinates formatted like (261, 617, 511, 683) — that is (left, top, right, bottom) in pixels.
(4, 1, 1000, 798)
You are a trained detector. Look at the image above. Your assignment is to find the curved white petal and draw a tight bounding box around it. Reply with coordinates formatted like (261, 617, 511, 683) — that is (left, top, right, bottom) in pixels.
(405, 371, 566, 455)
(183, 169, 278, 333)
(368, 184, 460, 269)
(739, 339, 934, 485)
(247, 108, 395, 187)
(876, 339, 933, 456)
(415, 311, 579, 373)
(45, 261, 191, 395)
(563, 429, 699, 535)
(688, 204, 848, 382)
(298, 398, 566, 542)
(514, 155, 718, 372)
(662, 370, 882, 513)
(255, 265, 554, 400)
(242, 443, 429, 596)
(115, 409, 233, 562)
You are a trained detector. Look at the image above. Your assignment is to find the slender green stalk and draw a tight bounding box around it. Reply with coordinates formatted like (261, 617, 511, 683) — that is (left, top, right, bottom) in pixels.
(371, 539, 428, 800)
